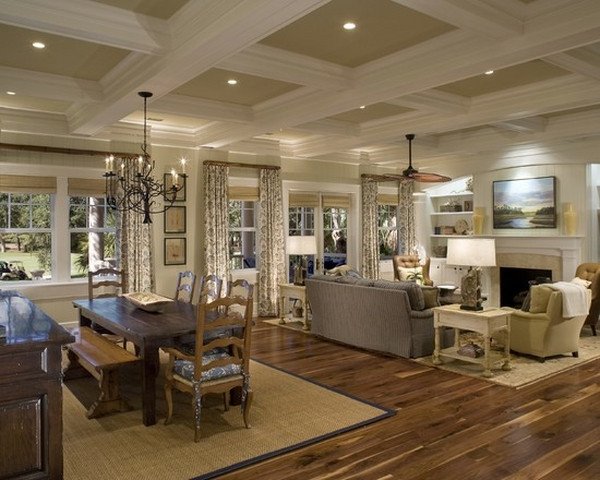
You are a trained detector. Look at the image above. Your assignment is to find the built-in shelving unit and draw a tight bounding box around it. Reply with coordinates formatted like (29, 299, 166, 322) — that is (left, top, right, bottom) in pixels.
(424, 177, 474, 286)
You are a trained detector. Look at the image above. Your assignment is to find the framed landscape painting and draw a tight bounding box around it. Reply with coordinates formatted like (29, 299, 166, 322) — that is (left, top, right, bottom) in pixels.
(493, 176, 556, 229)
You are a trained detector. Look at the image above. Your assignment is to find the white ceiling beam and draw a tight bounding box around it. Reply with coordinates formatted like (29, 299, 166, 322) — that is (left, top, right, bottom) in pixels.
(0, 0, 168, 54)
(391, 0, 523, 38)
(386, 90, 470, 114)
(292, 75, 600, 157)
(544, 51, 600, 81)
(0, 108, 69, 136)
(219, 44, 353, 91)
(0, 66, 102, 103)
(203, 3, 600, 149)
(492, 116, 548, 133)
(68, 0, 330, 136)
(152, 94, 254, 124)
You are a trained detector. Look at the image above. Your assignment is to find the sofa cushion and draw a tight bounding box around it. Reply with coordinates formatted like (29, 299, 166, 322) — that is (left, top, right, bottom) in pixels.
(529, 285, 553, 313)
(421, 286, 440, 309)
(372, 279, 425, 310)
(335, 275, 359, 285)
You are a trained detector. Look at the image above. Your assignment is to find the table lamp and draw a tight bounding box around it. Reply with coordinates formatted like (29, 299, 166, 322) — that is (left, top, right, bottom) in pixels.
(446, 238, 496, 311)
(287, 236, 317, 285)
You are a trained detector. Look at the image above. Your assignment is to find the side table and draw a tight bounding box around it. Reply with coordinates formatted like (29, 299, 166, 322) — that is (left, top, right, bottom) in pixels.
(279, 283, 310, 330)
(432, 304, 511, 377)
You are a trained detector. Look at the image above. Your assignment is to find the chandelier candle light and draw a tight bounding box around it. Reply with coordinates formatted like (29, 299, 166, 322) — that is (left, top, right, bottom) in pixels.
(104, 91, 187, 224)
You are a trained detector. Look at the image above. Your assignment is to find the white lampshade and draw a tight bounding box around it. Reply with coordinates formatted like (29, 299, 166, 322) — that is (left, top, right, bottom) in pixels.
(287, 236, 317, 255)
(446, 238, 496, 267)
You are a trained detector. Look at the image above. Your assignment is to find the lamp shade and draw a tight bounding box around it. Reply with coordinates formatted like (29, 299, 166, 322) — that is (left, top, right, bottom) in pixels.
(287, 236, 317, 255)
(446, 238, 496, 267)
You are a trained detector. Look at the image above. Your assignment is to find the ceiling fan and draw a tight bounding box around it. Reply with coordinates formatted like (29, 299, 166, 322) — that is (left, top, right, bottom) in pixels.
(400, 134, 451, 183)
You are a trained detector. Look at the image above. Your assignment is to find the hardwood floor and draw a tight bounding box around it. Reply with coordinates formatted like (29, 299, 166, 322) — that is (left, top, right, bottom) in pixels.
(221, 320, 600, 480)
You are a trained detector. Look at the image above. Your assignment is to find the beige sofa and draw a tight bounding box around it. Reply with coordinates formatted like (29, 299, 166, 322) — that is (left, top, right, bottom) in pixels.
(509, 287, 588, 361)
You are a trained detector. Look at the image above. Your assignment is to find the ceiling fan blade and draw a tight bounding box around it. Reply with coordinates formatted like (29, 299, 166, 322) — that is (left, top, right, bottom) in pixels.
(409, 171, 452, 183)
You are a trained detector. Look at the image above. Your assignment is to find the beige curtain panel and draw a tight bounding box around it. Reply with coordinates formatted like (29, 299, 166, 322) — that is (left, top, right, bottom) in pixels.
(361, 177, 379, 280)
(258, 169, 285, 317)
(119, 209, 155, 294)
(204, 163, 230, 279)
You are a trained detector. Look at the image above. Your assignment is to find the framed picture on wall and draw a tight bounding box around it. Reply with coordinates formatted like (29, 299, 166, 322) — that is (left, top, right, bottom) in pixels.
(164, 237, 186, 265)
(492, 176, 556, 229)
(164, 206, 186, 234)
(164, 173, 186, 202)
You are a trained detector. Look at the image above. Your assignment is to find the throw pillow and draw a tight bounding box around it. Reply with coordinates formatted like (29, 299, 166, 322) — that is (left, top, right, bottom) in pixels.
(397, 266, 423, 285)
(571, 276, 592, 288)
(529, 285, 553, 313)
(420, 286, 440, 309)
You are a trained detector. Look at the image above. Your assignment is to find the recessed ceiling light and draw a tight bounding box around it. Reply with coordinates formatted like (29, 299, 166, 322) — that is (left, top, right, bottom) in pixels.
(32, 41, 46, 49)
(227, 79, 238, 85)
(343, 22, 356, 30)
(359, 105, 366, 109)
(6, 91, 16, 95)
(485, 70, 494, 75)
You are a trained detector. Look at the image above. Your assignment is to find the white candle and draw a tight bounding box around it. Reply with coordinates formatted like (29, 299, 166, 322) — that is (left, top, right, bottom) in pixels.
(171, 168, 177, 186)
(180, 158, 187, 175)
(109, 155, 114, 172)
(105, 156, 110, 172)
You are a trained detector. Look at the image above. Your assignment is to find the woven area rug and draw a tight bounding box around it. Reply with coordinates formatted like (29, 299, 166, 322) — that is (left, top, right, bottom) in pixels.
(414, 330, 600, 388)
(63, 359, 393, 480)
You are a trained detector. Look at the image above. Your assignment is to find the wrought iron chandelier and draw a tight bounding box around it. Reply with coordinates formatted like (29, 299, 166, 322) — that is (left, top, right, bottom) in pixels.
(103, 91, 186, 224)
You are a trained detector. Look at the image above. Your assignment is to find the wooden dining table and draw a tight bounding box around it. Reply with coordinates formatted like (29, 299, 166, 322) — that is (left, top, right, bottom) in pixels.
(72, 296, 198, 426)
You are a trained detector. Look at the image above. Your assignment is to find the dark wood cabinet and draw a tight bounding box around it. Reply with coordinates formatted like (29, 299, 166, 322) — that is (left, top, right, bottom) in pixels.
(0, 291, 74, 479)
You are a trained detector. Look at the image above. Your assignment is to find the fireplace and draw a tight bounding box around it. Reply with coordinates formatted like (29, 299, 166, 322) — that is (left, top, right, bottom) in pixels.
(484, 235, 583, 307)
(499, 267, 552, 308)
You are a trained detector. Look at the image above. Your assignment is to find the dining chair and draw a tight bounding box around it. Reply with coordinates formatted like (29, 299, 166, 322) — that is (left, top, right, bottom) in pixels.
(198, 274, 222, 304)
(163, 295, 254, 442)
(88, 268, 128, 349)
(226, 278, 253, 300)
(174, 270, 196, 303)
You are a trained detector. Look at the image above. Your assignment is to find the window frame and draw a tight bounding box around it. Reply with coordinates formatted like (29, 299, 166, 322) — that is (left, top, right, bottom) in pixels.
(228, 199, 259, 271)
(378, 203, 399, 259)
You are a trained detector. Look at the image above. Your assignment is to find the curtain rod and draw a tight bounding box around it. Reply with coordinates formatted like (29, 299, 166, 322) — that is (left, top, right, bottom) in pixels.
(203, 160, 280, 171)
(0, 142, 139, 158)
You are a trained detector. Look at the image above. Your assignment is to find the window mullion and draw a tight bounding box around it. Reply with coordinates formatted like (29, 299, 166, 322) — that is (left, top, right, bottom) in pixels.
(54, 177, 70, 282)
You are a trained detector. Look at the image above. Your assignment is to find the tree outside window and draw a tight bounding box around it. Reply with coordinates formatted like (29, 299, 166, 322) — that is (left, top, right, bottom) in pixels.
(323, 207, 347, 270)
(378, 204, 398, 258)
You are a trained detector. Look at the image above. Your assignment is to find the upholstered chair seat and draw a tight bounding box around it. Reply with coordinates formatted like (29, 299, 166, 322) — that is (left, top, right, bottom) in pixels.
(173, 350, 242, 382)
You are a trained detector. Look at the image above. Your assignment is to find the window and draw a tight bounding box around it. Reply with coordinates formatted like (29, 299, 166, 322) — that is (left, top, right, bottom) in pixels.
(378, 204, 398, 258)
(228, 200, 257, 270)
(69, 196, 117, 278)
(0, 193, 53, 280)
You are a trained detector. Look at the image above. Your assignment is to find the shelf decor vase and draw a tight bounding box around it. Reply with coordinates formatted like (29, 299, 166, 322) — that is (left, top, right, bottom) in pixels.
(472, 207, 485, 235)
(564, 203, 577, 236)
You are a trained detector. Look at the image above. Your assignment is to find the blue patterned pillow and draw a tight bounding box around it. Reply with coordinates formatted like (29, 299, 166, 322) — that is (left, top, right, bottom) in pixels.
(173, 350, 241, 382)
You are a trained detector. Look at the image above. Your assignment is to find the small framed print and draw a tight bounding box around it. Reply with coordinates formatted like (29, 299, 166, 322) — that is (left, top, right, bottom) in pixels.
(164, 173, 186, 202)
(464, 200, 473, 212)
(164, 206, 186, 234)
(164, 237, 186, 265)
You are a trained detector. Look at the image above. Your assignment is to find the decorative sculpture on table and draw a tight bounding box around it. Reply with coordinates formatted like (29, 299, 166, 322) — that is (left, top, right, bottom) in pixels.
(446, 237, 496, 311)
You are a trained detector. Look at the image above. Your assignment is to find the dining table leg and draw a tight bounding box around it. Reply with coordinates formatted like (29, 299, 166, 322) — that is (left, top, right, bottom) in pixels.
(141, 345, 159, 426)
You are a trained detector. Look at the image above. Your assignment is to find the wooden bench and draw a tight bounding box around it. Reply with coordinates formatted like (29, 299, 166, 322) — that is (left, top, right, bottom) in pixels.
(64, 327, 139, 419)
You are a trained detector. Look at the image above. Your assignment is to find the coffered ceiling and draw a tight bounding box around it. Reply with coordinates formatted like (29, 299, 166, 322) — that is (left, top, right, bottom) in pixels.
(1, 0, 600, 175)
